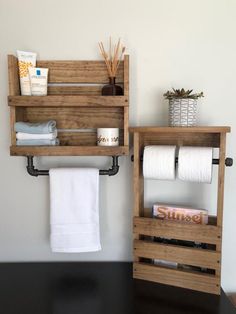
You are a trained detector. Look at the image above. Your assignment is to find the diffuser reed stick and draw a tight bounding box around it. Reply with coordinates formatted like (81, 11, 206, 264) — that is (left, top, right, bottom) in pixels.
(99, 38, 125, 77)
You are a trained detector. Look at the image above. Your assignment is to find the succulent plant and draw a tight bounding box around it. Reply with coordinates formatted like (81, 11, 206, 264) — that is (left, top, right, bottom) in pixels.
(164, 88, 204, 100)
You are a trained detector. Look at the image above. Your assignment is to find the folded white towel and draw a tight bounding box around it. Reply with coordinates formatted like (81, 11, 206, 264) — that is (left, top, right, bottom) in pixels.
(16, 130, 57, 140)
(49, 168, 101, 253)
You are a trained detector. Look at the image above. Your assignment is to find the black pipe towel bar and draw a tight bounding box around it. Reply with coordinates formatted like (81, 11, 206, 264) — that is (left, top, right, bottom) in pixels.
(26, 156, 119, 177)
(130, 155, 233, 166)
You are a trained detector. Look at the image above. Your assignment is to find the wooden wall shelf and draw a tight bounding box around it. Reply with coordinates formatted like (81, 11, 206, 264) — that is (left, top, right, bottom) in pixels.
(8, 55, 129, 157)
(130, 126, 231, 295)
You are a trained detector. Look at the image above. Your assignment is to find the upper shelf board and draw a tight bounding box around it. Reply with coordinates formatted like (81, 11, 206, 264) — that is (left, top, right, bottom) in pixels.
(129, 126, 231, 134)
(8, 95, 128, 107)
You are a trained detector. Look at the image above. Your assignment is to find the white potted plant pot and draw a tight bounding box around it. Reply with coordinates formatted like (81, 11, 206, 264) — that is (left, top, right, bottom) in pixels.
(169, 98, 197, 127)
(164, 88, 204, 127)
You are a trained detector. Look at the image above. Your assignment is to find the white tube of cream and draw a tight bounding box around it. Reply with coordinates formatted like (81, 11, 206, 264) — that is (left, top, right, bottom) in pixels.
(17, 50, 37, 95)
(29, 68, 49, 96)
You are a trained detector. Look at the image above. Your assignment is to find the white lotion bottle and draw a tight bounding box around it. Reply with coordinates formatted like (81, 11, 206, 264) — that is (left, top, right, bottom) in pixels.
(29, 68, 49, 96)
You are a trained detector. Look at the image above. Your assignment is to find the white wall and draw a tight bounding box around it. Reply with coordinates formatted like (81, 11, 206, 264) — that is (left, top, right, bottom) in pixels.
(0, 0, 235, 292)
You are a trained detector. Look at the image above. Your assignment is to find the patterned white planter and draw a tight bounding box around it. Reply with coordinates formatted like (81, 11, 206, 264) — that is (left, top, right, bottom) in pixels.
(169, 98, 197, 127)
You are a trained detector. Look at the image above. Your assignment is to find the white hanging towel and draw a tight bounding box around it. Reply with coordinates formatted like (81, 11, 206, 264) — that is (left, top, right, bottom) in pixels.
(49, 168, 101, 253)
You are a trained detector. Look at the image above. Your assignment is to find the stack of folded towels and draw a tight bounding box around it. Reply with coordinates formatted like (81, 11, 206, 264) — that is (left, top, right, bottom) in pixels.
(15, 120, 60, 146)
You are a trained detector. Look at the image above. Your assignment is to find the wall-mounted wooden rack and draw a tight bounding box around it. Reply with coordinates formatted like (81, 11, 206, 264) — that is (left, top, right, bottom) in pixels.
(129, 126, 231, 295)
(8, 55, 129, 157)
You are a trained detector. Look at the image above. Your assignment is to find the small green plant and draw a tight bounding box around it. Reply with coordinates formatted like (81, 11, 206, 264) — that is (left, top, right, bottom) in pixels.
(164, 88, 204, 100)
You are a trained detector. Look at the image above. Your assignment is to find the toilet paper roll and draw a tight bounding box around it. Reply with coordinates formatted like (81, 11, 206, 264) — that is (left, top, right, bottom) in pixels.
(178, 146, 213, 183)
(143, 145, 176, 180)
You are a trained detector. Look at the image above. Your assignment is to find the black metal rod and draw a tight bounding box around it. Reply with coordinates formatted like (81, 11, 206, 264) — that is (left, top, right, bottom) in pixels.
(130, 155, 233, 167)
(26, 156, 119, 177)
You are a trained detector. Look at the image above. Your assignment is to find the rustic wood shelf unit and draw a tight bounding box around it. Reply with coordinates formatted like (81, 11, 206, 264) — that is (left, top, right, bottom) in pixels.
(8, 55, 129, 157)
(129, 126, 231, 295)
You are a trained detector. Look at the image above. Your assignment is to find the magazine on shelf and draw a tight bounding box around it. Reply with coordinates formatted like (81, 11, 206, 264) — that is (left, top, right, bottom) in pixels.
(152, 203, 208, 225)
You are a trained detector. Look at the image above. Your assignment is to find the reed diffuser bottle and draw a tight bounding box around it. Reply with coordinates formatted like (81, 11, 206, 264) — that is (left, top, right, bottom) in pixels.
(101, 77, 123, 96)
(99, 38, 125, 96)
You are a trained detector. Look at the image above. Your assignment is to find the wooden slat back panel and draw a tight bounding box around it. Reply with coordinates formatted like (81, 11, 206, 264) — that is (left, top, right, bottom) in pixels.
(22, 107, 124, 129)
(8, 55, 128, 93)
(59, 131, 96, 146)
(58, 130, 124, 146)
(134, 217, 221, 245)
(37, 60, 124, 84)
(133, 262, 220, 295)
(134, 240, 220, 270)
(47, 85, 103, 95)
(142, 132, 220, 148)
(48, 84, 125, 95)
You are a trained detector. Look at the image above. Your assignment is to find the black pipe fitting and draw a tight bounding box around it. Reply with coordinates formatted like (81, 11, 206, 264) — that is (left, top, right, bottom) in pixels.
(99, 156, 119, 176)
(26, 156, 120, 177)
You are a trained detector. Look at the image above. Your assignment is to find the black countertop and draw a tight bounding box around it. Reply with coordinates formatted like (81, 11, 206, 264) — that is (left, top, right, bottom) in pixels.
(0, 262, 235, 314)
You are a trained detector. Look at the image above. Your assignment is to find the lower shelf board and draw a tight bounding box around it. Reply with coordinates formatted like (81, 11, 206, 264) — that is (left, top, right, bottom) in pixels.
(133, 262, 220, 295)
(10, 145, 129, 156)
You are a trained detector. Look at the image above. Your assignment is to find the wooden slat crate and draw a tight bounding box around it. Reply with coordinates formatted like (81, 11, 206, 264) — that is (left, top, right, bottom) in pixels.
(129, 126, 231, 295)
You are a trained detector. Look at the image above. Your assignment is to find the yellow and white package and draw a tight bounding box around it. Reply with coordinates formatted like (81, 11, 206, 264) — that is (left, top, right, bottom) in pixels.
(17, 50, 37, 95)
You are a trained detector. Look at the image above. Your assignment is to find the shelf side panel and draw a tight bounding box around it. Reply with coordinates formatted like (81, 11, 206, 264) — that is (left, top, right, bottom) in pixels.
(216, 133, 227, 280)
(10, 107, 16, 145)
(124, 107, 129, 146)
(133, 132, 144, 262)
(8, 55, 20, 146)
(8, 55, 20, 96)
(123, 55, 129, 97)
